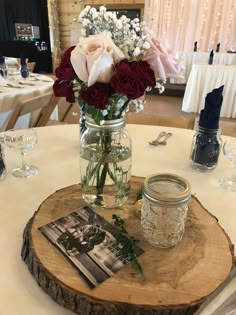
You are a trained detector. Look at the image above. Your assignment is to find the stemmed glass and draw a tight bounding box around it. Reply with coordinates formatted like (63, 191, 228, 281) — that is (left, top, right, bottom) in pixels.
(4, 128, 38, 178)
(219, 139, 236, 191)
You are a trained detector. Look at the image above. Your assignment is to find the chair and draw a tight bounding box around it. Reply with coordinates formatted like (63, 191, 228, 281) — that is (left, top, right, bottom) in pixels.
(126, 112, 196, 130)
(5, 92, 59, 131)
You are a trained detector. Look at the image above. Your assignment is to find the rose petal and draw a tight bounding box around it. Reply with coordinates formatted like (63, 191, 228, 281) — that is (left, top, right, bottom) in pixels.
(70, 32, 125, 85)
(71, 46, 89, 82)
(88, 52, 114, 86)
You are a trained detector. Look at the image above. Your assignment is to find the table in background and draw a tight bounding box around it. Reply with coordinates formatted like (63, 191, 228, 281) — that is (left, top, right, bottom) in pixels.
(171, 51, 236, 84)
(0, 124, 235, 315)
(182, 64, 236, 118)
(0, 74, 56, 130)
(0, 40, 52, 73)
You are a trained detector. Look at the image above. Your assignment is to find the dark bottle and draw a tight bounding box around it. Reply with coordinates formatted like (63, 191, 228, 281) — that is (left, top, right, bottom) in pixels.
(208, 49, 214, 64)
(0, 56, 8, 78)
(190, 126, 222, 171)
(194, 41, 198, 52)
(216, 43, 220, 52)
(20, 53, 29, 79)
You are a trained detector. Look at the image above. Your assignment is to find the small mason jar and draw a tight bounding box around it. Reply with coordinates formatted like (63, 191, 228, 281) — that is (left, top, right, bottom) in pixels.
(141, 173, 191, 248)
(190, 126, 222, 171)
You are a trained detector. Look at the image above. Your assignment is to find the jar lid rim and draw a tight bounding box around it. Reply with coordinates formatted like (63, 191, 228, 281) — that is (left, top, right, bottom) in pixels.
(143, 173, 191, 203)
(85, 114, 125, 129)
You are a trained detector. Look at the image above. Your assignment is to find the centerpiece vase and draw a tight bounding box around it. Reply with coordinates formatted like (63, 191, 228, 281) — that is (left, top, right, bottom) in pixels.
(79, 115, 132, 209)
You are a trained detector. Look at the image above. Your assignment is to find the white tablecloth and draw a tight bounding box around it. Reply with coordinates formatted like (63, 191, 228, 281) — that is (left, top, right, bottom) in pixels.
(182, 64, 236, 118)
(171, 51, 236, 84)
(0, 74, 56, 130)
(0, 124, 235, 315)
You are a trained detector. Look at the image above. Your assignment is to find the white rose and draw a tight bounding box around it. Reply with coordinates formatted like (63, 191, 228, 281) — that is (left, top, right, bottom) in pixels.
(70, 31, 125, 86)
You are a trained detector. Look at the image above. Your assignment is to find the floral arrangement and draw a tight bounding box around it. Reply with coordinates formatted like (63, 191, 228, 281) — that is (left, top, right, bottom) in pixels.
(53, 5, 183, 125)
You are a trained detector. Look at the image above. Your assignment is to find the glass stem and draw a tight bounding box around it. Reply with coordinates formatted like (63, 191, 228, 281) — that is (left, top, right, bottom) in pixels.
(21, 152, 27, 170)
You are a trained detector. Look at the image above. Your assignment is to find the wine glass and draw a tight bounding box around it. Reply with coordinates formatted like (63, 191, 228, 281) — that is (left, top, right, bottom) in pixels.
(219, 139, 236, 191)
(4, 128, 38, 178)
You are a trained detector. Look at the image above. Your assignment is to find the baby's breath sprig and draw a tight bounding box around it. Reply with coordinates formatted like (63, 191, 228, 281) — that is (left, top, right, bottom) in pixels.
(112, 214, 144, 280)
(78, 5, 150, 60)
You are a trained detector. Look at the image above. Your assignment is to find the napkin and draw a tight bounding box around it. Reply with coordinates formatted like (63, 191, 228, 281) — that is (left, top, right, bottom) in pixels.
(20, 52, 26, 65)
(208, 49, 214, 64)
(198, 85, 224, 129)
(216, 43, 220, 52)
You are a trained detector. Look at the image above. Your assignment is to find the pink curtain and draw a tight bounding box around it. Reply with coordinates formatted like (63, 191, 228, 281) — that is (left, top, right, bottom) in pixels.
(144, 0, 236, 53)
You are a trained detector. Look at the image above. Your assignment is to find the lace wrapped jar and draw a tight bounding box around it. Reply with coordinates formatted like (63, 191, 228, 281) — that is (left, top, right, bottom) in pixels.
(141, 173, 191, 248)
(79, 115, 132, 209)
(190, 126, 222, 171)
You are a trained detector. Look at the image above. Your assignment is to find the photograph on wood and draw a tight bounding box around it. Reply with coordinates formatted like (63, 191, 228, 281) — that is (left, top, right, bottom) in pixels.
(39, 205, 144, 288)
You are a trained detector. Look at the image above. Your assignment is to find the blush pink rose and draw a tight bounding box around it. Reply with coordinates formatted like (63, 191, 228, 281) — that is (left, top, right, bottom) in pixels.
(70, 31, 125, 87)
(142, 36, 184, 82)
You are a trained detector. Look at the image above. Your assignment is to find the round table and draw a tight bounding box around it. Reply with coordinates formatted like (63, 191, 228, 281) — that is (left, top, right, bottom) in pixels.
(0, 124, 235, 315)
(0, 73, 55, 130)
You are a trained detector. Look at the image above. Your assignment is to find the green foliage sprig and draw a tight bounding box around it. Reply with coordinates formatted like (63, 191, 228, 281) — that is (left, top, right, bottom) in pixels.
(112, 214, 144, 280)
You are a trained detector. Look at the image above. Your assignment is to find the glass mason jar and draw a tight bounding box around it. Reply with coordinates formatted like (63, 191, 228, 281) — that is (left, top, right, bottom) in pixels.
(141, 173, 191, 248)
(0, 142, 6, 180)
(79, 115, 132, 209)
(190, 126, 222, 171)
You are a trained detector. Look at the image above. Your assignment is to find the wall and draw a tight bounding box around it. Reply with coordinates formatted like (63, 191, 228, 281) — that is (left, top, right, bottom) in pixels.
(49, 0, 144, 71)
(58, 0, 144, 50)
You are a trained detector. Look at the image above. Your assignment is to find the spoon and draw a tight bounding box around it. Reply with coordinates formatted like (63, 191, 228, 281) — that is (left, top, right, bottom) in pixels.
(149, 132, 173, 146)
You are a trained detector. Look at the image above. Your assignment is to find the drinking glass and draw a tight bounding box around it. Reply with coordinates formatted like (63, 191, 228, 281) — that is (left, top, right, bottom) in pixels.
(4, 128, 38, 178)
(219, 139, 236, 191)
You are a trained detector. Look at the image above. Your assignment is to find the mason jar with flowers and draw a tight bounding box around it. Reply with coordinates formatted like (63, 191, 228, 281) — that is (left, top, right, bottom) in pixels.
(53, 6, 184, 209)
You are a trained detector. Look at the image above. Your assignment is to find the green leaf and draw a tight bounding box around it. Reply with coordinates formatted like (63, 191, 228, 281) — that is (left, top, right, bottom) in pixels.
(112, 214, 145, 280)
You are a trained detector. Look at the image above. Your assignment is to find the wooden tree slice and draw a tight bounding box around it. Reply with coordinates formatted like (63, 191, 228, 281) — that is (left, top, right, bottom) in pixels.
(21, 176, 235, 315)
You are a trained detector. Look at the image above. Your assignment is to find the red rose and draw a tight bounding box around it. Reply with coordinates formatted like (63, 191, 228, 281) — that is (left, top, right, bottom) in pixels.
(80, 82, 114, 109)
(131, 60, 156, 89)
(53, 79, 75, 103)
(55, 46, 77, 81)
(110, 59, 146, 99)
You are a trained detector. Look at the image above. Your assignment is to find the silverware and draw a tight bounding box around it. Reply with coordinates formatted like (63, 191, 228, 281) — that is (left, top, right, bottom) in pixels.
(6, 83, 23, 89)
(31, 77, 52, 82)
(18, 81, 35, 86)
(149, 132, 173, 146)
(148, 131, 167, 145)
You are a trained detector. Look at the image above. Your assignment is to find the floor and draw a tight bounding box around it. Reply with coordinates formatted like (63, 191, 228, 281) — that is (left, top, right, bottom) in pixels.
(57, 93, 236, 137)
